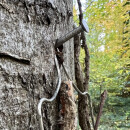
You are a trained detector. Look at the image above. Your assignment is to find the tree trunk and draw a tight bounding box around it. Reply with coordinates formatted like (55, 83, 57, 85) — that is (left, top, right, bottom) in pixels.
(0, 0, 74, 129)
(59, 81, 77, 130)
(74, 34, 91, 130)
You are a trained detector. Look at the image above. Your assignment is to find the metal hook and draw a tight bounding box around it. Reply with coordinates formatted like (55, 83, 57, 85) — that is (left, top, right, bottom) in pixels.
(62, 63, 95, 129)
(37, 55, 61, 130)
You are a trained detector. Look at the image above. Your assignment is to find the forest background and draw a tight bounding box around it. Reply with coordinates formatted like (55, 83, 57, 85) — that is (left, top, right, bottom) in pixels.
(73, 0, 130, 129)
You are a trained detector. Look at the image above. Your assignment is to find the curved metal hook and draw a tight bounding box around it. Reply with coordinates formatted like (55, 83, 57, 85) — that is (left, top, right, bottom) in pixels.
(37, 56, 61, 130)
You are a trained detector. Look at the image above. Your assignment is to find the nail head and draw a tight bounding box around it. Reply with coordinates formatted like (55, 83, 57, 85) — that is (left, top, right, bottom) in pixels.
(82, 19, 89, 33)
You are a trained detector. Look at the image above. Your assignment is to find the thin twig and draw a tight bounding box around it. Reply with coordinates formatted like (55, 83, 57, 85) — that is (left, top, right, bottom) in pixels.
(94, 90, 108, 130)
(74, 0, 94, 24)
(77, 0, 83, 22)
(85, 0, 94, 10)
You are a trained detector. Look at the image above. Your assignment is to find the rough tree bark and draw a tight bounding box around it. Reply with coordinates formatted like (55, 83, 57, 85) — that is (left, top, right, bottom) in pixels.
(74, 34, 91, 130)
(75, 0, 91, 129)
(59, 81, 77, 130)
(0, 0, 75, 130)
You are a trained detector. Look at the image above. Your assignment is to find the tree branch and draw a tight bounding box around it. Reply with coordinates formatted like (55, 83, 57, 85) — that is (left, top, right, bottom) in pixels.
(94, 90, 108, 130)
(76, 0, 91, 129)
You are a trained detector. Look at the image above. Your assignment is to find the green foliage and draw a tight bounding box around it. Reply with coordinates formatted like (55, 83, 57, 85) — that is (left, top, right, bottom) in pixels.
(73, 0, 130, 129)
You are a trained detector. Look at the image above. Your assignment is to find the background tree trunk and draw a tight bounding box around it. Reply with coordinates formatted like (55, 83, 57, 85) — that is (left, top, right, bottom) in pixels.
(0, 0, 74, 129)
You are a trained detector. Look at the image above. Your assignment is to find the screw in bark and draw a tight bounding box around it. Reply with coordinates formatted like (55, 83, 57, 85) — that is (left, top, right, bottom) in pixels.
(55, 19, 89, 48)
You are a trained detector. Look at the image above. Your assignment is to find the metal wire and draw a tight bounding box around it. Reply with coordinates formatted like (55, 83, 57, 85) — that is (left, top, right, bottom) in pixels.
(37, 56, 61, 130)
(62, 63, 95, 129)
(37, 56, 94, 130)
